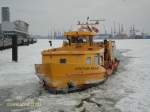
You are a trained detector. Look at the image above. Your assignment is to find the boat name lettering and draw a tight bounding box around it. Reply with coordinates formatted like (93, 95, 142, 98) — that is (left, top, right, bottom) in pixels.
(75, 67, 99, 70)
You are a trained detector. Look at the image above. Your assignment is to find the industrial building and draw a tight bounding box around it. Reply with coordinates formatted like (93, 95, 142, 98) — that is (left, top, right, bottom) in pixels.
(0, 7, 36, 50)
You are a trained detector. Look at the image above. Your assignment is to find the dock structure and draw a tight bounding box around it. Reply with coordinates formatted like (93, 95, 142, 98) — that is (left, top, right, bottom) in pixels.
(2, 21, 29, 62)
(0, 7, 37, 61)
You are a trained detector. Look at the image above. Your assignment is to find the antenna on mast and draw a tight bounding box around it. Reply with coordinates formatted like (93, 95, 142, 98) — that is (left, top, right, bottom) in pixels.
(89, 18, 105, 25)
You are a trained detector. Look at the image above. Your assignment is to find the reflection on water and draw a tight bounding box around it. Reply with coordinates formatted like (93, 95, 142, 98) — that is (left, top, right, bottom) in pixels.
(0, 39, 150, 112)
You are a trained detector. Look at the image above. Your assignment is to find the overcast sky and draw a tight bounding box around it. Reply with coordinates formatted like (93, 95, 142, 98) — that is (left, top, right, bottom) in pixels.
(0, 0, 150, 35)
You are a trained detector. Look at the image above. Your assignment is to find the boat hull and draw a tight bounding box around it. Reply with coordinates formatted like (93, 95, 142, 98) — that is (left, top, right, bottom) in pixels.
(35, 63, 107, 93)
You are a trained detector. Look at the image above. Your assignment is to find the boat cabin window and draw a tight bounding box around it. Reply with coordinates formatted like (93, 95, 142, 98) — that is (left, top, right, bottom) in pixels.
(69, 37, 88, 43)
(86, 57, 91, 64)
(94, 55, 99, 65)
(82, 37, 88, 43)
(100, 56, 103, 65)
(94, 54, 102, 65)
(60, 58, 67, 64)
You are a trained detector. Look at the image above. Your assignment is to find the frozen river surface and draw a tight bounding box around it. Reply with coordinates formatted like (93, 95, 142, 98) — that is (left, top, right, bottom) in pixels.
(0, 39, 150, 112)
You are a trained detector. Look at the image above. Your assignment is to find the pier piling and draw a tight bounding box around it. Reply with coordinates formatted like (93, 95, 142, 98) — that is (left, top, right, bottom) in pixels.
(12, 35, 18, 62)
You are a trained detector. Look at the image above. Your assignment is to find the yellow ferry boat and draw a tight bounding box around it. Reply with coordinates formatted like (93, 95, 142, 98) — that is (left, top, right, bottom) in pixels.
(35, 18, 119, 93)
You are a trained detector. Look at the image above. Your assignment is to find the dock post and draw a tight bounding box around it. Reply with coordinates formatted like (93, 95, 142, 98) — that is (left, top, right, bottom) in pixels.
(12, 35, 18, 62)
